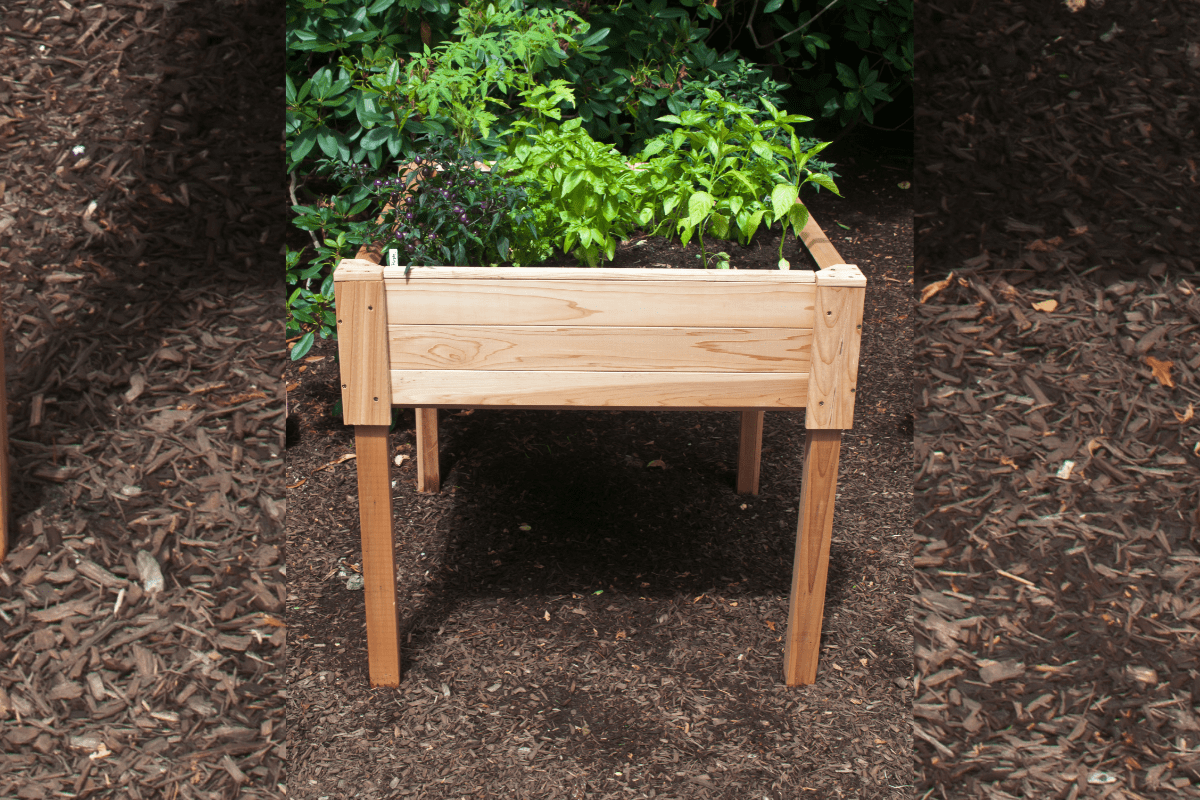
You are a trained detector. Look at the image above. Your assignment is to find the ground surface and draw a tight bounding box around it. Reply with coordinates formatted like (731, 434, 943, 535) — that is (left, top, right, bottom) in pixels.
(914, 271, 1200, 800)
(913, 2, 1200, 797)
(0, 1, 285, 798)
(916, 0, 1199, 283)
(284, 141, 915, 799)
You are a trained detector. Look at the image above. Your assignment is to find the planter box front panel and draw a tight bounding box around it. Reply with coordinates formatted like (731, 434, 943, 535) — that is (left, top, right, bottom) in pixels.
(388, 325, 813, 372)
(384, 277, 816, 328)
(382, 267, 817, 409)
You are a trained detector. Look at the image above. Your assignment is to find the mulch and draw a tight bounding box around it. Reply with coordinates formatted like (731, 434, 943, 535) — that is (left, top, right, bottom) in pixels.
(0, 1, 285, 798)
(915, 0, 1198, 284)
(914, 2, 1200, 798)
(284, 148, 915, 798)
(914, 270, 1200, 799)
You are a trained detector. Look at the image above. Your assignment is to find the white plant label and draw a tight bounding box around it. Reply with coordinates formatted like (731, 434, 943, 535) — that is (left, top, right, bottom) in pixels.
(388, 249, 398, 267)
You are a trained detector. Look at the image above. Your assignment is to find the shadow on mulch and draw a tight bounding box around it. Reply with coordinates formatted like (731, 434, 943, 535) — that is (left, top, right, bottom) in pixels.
(285, 144, 915, 798)
(915, 0, 1198, 285)
(0, 0, 285, 797)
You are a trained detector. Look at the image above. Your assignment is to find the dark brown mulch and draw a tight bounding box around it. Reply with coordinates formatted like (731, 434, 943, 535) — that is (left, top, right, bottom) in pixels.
(284, 147, 915, 798)
(914, 269, 1200, 799)
(915, 0, 1199, 284)
(0, 1, 285, 798)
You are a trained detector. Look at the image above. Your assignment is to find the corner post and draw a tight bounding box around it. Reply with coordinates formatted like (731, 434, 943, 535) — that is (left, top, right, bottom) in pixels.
(784, 264, 865, 686)
(334, 259, 401, 686)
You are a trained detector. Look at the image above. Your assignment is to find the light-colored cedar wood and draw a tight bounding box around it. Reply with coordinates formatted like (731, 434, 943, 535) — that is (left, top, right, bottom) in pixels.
(783, 429, 842, 686)
(0, 305, 8, 561)
(335, 258, 388, 280)
(798, 212, 845, 271)
(334, 271, 392, 427)
(354, 425, 402, 687)
(385, 278, 817, 329)
(415, 408, 440, 493)
(388, 325, 812, 373)
(810, 263, 867, 288)
(807, 267, 866, 429)
(383, 266, 817, 282)
(736, 410, 764, 495)
(391, 369, 809, 408)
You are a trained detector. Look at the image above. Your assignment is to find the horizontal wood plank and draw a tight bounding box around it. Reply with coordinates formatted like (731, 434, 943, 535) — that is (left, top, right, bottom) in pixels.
(383, 266, 817, 282)
(386, 279, 816, 328)
(391, 370, 809, 408)
(388, 325, 812, 373)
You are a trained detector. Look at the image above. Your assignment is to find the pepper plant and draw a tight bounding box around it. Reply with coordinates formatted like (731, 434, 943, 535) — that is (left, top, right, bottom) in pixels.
(636, 89, 839, 268)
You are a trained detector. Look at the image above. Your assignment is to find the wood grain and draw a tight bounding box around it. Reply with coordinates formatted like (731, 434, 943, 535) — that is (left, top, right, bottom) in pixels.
(798, 213, 845, 271)
(335, 278, 392, 426)
(391, 370, 809, 408)
(388, 325, 812, 373)
(784, 429, 842, 686)
(383, 266, 817, 282)
(354, 425, 402, 687)
(736, 410, 764, 495)
(807, 272, 866, 429)
(415, 408, 439, 493)
(386, 278, 816, 328)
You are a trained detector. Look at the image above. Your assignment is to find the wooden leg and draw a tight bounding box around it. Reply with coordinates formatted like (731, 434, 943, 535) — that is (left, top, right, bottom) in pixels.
(784, 429, 842, 686)
(355, 425, 402, 687)
(736, 410, 764, 495)
(415, 408, 440, 493)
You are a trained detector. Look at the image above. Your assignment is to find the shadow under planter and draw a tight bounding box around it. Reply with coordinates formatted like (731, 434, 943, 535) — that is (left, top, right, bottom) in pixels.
(333, 213, 865, 688)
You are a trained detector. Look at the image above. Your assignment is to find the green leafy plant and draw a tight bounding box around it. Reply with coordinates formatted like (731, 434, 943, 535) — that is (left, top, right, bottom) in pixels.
(496, 81, 656, 267)
(286, 245, 338, 360)
(299, 137, 538, 272)
(287, 0, 608, 174)
(636, 89, 839, 268)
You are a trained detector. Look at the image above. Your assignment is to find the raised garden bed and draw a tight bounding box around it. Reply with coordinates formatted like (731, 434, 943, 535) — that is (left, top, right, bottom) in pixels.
(334, 211, 864, 688)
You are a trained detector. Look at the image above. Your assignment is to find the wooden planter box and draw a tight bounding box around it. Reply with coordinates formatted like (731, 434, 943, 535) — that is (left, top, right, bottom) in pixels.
(333, 213, 865, 688)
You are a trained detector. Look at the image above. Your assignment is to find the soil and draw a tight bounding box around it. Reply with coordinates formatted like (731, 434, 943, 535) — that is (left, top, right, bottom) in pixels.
(915, 0, 1200, 284)
(0, 1, 285, 798)
(284, 138, 915, 798)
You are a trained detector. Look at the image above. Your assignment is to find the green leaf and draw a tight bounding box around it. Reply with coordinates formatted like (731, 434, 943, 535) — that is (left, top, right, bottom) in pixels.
(685, 191, 714, 227)
(709, 212, 729, 239)
(581, 27, 611, 47)
(807, 172, 841, 196)
(787, 203, 809, 232)
(739, 208, 765, 241)
(770, 184, 800, 221)
(291, 332, 315, 361)
(763, 0, 784, 10)
(835, 61, 858, 88)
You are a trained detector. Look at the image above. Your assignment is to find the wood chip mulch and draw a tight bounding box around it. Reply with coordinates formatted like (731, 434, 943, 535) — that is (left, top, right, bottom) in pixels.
(915, 0, 1198, 284)
(0, 0, 285, 798)
(914, 270, 1200, 799)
